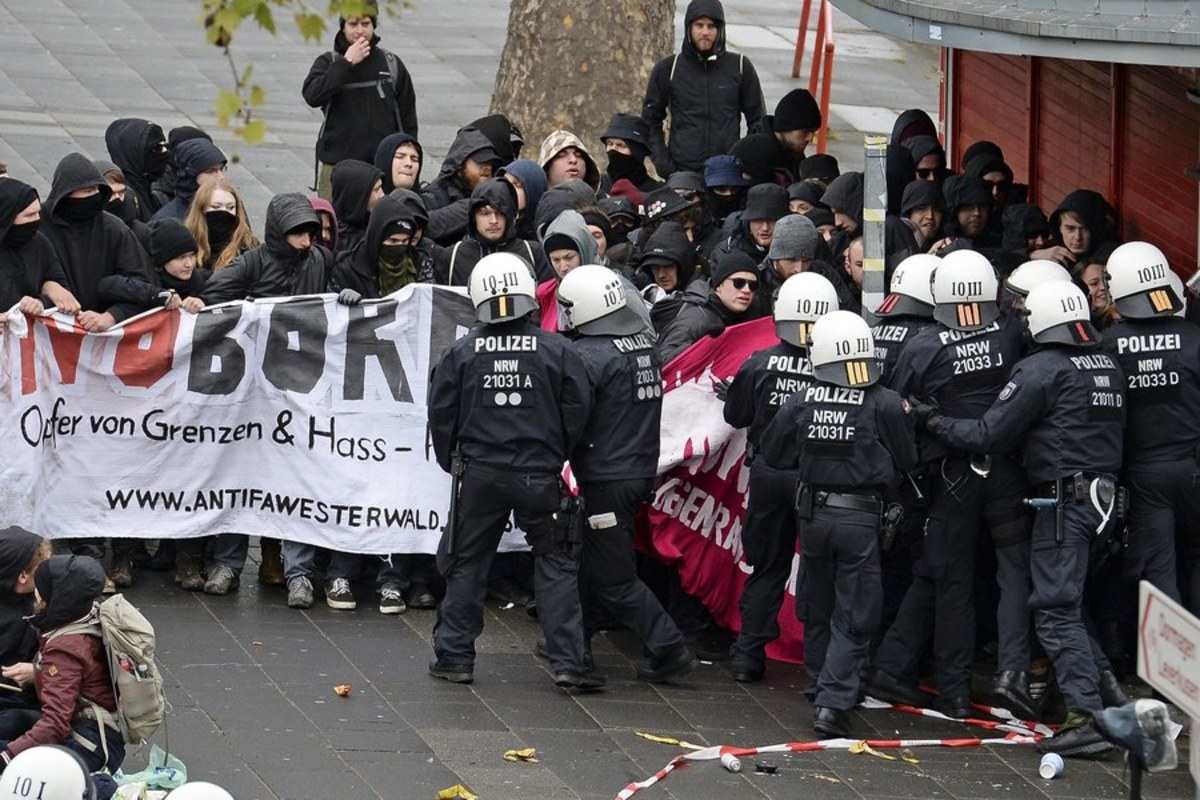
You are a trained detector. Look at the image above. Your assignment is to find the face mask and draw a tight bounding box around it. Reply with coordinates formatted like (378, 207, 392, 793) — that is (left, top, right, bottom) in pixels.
(55, 194, 106, 223)
(144, 145, 169, 179)
(379, 243, 414, 264)
(605, 151, 643, 183)
(3, 220, 40, 248)
(706, 190, 744, 222)
(107, 195, 137, 224)
(205, 210, 238, 247)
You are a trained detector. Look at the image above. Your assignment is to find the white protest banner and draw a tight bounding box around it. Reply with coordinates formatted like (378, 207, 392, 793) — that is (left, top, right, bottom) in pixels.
(0, 286, 529, 554)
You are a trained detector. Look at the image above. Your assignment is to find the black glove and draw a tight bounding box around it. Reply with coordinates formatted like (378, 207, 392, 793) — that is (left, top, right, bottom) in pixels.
(906, 396, 938, 428)
(337, 288, 363, 306)
(714, 378, 731, 402)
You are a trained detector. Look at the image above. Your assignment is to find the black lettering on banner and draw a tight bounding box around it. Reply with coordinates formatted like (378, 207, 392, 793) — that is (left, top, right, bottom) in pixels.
(188, 306, 246, 395)
(344, 303, 412, 402)
(263, 300, 327, 393)
(429, 289, 475, 367)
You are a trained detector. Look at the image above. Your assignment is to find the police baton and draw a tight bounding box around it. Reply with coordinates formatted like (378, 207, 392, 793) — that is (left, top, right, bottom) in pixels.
(445, 452, 466, 556)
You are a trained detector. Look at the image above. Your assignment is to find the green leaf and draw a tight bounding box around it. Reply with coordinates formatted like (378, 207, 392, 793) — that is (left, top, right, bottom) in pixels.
(214, 8, 243, 34)
(248, 84, 266, 108)
(232, 0, 260, 14)
(253, 4, 276, 34)
(295, 11, 326, 41)
(215, 89, 242, 127)
(239, 119, 267, 145)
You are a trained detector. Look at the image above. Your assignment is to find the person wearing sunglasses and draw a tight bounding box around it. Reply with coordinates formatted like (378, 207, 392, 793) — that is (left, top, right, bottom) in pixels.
(657, 249, 764, 364)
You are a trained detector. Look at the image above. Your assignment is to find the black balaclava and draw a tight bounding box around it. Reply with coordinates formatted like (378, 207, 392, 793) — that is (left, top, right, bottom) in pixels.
(0, 180, 40, 249)
(205, 210, 239, 255)
(56, 193, 107, 224)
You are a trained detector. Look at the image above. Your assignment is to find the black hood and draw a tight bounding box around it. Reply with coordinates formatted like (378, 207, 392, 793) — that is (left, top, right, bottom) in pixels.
(534, 180, 597, 240)
(468, 178, 519, 244)
(104, 118, 167, 183)
(821, 172, 864, 227)
(637, 220, 697, 286)
(886, 144, 916, 215)
(470, 113, 522, 164)
(1049, 189, 1109, 249)
(363, 194, 417, 267)
(900, 179, 944, 216)
(435, 128, 495, 180)
(1001, 203, 1049, 252)
(683, 0, 726, 61)
(906, 135, 945, 166)
(264, 193, 321, 258)
(45, 153, 113, 221)
(374, 133, 423, 193)
(890, 109, 937, 147)
(0, 527, 42, 590)
(30, 555, 105, 633)
(941, 174, 992, 212)
(0, 180, 38, 245)
(172, 139, 226, 208)
(331, 159, 383, 230)
(388, 188, 430, 229)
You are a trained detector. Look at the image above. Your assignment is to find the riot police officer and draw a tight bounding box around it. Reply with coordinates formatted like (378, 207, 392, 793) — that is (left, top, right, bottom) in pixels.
(920, 280, 1125, 757)
(1103, 241, 1200, 612)
(871, 253, 938, 380)
(1002, 259, 1072, 311)
(427, 252, 602, 689)
(869, 250, 1033, 719)
(726, 272, 839, 683)
(763, 311, 919, 738)
(557, 264, 698, 683)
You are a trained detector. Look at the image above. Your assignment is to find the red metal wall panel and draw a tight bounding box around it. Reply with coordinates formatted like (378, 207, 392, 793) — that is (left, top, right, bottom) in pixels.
(951, 51, 1030, 183)
(949, 53, 1198, 274)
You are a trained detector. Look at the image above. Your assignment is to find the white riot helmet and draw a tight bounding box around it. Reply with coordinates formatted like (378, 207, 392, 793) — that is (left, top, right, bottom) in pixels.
(810, 310, 880, 388)
(1167, 270, 1187, 318)
(931, 249, 1000, 331)
(167, 782, 236, 800)
(556, 264, 644, 336)
(774, 272, 839, 347)
(0, 745, 96, 800)
(1024, 280, 1099, 346)
(1004, 259, 1072, 299)
(876, 254, 938, 318)
(468, 252, 539, 324)
(1106, 241, 1183, 318)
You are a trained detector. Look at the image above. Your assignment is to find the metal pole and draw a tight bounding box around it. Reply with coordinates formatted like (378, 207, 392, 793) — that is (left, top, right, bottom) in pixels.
(861, 135, 888, 325)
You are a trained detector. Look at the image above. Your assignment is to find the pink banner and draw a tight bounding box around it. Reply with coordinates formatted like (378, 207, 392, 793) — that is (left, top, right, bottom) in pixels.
(641, 316, 806, 664)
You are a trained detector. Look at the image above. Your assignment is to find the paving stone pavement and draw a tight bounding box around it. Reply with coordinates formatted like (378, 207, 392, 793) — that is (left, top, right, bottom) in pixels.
(1, 1, 1193, 797)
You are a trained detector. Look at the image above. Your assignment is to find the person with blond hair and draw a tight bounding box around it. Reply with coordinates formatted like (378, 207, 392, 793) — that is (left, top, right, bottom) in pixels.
(184, 179, 258, 271)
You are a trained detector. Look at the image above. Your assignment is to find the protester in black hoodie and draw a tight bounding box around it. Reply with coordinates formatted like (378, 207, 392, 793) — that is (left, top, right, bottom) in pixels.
(0, 528, 48, 739)
(150, 139, 227, 222)
(303, 7, 418, 197)
(151, 125, 212, 209)
(637, 220, 697, 303)
(658, 249, 764, 364)
(752, 88, 824, 180)
(599, 113, 663, 198)
(40, 154, 152, 332)
(436, 178, 544, 286)
(934, 174, 1000, 258)
(97, 219, 209, 313)
(104, 118, 168, 222)
(333, 194, 433, 298)
(421, 128, 502, 245)
(201, 194, 334, 303)
(820, 171, 864, 268)
(374, 132, 422, 193)
(330, 160, 384, 256)
(1048, 188, 1115, 268)
(0, 180, 78, 323)
(642, 0, 765, 175)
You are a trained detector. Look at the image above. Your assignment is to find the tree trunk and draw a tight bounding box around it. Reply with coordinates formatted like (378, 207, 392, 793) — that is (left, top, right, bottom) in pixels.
(491, 0, 676, 161)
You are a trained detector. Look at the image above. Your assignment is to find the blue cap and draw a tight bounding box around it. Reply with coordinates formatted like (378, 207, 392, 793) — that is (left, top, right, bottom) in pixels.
(704, 155, 748, 189)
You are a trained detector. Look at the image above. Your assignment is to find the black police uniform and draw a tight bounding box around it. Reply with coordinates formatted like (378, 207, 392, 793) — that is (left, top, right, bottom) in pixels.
(725, 341, 814, 677)
(763, 381, 919, 711)
(428, 317, 593, 675)
(571, 329, 688, 662)
(872, 317, 1031, 705)
(926, 345, 1125, 715)
(1102, 315, 1200, 610)
(872, 313, 934, 382)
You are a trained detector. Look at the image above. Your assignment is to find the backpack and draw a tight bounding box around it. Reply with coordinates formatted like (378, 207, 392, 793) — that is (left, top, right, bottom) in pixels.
(51, 594, 166, 754)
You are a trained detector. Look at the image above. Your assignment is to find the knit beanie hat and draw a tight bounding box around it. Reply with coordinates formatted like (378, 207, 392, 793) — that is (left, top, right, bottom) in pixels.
(709, 249, 760, 287)
(147, 218, 197, 268)
(773, 89, 823, 132)
(768, 214, 820, 261)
